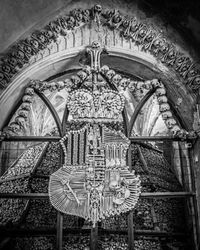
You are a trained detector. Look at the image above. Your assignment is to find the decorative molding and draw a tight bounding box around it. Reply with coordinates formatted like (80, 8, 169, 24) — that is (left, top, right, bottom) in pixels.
(0, 5, 199, 94)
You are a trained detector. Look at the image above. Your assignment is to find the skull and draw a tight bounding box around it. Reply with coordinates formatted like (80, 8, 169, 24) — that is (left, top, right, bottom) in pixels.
(91, 41, 101, 49)
(193, 76, 200, 86)
(22, 95, 33, 103)
(71, 75, 81, 86)
(159, 103, 170, 112)
(157, 95, 168, 104)
(160, 42, 169, 54)
(24, 87, 34, 96)
(15, 50, 25, 59)
(9, 122, 20, 132)
(188, 69, 198, 78)
(64, 79, 73, 89)
(49, 82, 57, 91)
(156, 87, 166, 96)
(30, 39, 39, 49)
(59, 17, 68, 29)
(21, 102, 31, 111)
(119, 78, 129, 90)
(165, 118, 177, 129)
(15, 116, 26, 127)
(145, 31, 155, 42)
(136, 81, 145, 90)
(94, 4, 102, 13)
(77, 70, 87, 80)
(18, 110, 29, 118)
(100, 65, 110, 75)
(38, 33, 46, 43)
(167, 49, 176, 59)
(139, 26, 148, 38)
(44, 30, 53, 39)
(112, 14, 122, 24)
(153, 38, 162, 50)
(162, 111, 173, 120)
(8, 57, 17, 67)
(128, 80, 137, 91)
(67, 16, 75, 27)
(129, 17, 138, 30)
(57, 81, 65, 90)
(2, 64, 11, 74)
(24, 45, 32, 54)
(49, 21, 61, 33)
(106, 70, 115, 80)
(151, 79, 163, 88)
(171, 125, 181, 136)
(112, 74, 122, 86)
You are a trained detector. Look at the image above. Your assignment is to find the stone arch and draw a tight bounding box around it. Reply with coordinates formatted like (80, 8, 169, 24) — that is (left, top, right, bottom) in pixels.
(0, 4, 198, 131)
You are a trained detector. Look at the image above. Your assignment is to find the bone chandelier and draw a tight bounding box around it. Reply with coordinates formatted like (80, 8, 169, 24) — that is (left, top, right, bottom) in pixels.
(49, 41, 141, 227)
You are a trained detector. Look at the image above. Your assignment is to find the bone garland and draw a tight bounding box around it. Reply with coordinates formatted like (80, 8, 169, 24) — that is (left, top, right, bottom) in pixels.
(100, 65, 194, 138)
(29, 66, 91, 93)
(5, 86, 35, 134)
(1, 5, 200, 93)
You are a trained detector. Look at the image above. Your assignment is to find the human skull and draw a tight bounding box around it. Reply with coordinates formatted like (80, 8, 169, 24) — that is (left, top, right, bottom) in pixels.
(9, 122, 20, 132)
(157, 95, 168, 104)
(25, 87, 34, 96)
(91, 40, 101, 49)
(57, 81, 65, 90)
(64, 79, 73, 89)
(18, 110, 29, 118)
(49, 82, 57, 91)
(67, 16, 75, 27)
(165, 118, 177, 129)
(159, 103, 170, 112)
(193, 76, 200, 86)
(171, 125, 181, 136)
(139, 26, 148, 38)
(77, 70, 87, 80)
(162, 111, 173, 120)
(160, 41, 169, 54)
(15, 50, 25, 59)
(119, 78, 129, 90)
(151, 79, 163, 88)
(156, 87, 166, 96)
(2, 64, 11, 74)
(128, 80, 137, 91)
(112, 74, 122, 86)
(22, 95, 33, 103)
(30, 39, 39, 49)
(100, 65, 110, 75)
(94, 4, 102, 13)
(15, 116, 26, 127)
(24, 45, 32, 54)
(106, 69, 115, 80)
(8, 57, 17, 67)
(21, 102, 31, 111)
(136, 81, 144, 90)
(71, 75, 81, 86)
